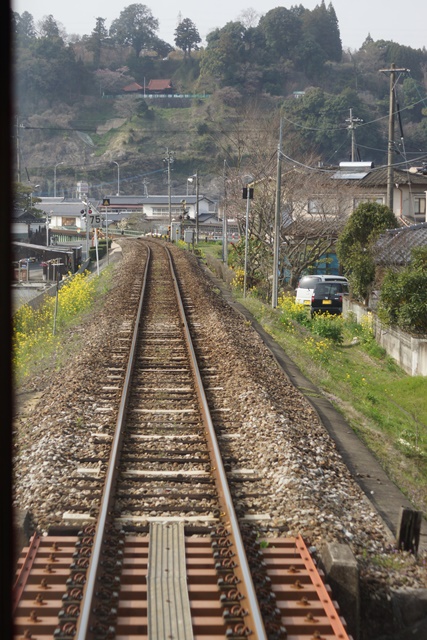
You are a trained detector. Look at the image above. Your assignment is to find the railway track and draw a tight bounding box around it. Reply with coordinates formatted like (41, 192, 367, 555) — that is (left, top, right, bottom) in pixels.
(13, 241, 352, 640)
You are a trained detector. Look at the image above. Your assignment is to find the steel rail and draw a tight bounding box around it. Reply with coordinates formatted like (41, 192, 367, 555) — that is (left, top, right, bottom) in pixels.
(75, 244, 151, 639)
(166, 246, 268, 640)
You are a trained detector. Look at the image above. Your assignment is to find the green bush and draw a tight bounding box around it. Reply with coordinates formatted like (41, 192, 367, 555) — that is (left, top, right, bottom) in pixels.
(89, 246, 106, 260)
(378, 247, 427, 334)
(310, 312, 344, 344)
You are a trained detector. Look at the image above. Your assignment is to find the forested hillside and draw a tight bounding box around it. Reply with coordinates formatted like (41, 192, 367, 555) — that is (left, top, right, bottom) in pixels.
(12, 2, 427, 199)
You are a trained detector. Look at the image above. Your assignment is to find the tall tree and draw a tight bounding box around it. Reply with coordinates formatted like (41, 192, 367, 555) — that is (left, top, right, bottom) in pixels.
(258, 7, 302, 60)
(174, 18, 201, 58)
(200, 21, 247, 85)
(87, 17, 108, 67)
(109, 4, 159, 57)
(38, 15, 61, 39)
(13, 11, 36, 43)
(302, 1, 342, 62)
(336, 202, 398, 302)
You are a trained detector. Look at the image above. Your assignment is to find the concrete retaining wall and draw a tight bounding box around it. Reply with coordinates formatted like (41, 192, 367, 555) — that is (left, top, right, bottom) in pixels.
(343, 299, 427, 377)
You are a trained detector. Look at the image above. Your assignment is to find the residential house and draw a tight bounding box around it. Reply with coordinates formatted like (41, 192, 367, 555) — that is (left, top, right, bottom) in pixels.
(122, 82, 144, 94)
(12, 209, 46, 242)
(35, 197, 87, 235)
(146, 79, 174, 94)
(331, 163, 427, 224)
(97, 194, 217, 231)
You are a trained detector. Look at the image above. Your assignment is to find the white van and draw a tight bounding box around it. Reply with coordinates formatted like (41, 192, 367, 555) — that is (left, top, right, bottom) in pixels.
(295, 274, 349, 306)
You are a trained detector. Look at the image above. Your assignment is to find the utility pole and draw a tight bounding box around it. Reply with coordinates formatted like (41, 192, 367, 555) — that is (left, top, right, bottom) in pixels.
(243, 179, 254, 299)
(111, 161, 120, 196)
(164, 148, 174, 239)
(54, 162, 64, 198)
(16, 116, 21, 182)
(345, 109, 363, 162)
(379, 63, 409, 211)
(222, 160, 228, 264)
(195, 170, 199, 244)
(272, 118, 283, 309)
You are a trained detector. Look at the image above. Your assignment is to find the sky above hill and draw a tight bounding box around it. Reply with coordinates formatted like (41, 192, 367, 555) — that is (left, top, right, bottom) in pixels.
(12, 0, 426, 52)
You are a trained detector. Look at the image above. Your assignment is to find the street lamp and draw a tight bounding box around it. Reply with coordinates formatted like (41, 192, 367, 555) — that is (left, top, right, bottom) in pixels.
(30, 185, 40, 209)
(54, 162, 64, 198)
(163, 149, 174, 238)
(188, 173, 199, 243)
(46, 209, 53, 246)
(111, 161, 120, 196)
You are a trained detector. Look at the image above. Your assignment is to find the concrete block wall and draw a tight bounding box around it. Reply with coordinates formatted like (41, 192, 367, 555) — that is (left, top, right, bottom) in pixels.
(343, 299, 427, 377)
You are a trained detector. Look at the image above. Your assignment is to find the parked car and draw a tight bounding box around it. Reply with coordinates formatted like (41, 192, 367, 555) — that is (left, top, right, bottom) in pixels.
(310, 280, 349, 317)
(295, 274, 349, 306)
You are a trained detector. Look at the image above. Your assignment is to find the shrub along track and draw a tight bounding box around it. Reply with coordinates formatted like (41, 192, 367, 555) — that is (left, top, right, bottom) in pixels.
(12, 238, 426, 639)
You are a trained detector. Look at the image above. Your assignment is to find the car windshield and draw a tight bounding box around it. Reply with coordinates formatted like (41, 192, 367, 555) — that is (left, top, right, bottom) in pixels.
(298, 276, 321, 289)
(315, 282, 348, 295)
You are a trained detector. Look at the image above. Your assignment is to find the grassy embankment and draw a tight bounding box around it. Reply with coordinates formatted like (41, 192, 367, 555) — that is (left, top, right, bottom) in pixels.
(200, 241, 427, 518)
(13, 266, 115, 385)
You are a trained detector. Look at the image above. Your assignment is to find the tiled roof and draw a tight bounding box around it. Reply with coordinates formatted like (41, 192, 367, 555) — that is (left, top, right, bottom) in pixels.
(147, 79, 173, 91)
(36, 200, 85, 216)
(373, 222, 427, 265)
(12, 209, 41, 222)
(99, 195, 214, 206)
(360, 167, 427, 187)
(330, 166, 427, 188)
(123, 82, 143, 92)
(284, 216, 343, 238)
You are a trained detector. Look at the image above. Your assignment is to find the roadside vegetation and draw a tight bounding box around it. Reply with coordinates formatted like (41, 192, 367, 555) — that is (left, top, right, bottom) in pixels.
(241, 292, 427, 517)
(200, 241, 427, 518)
(13, 268, 113, 383)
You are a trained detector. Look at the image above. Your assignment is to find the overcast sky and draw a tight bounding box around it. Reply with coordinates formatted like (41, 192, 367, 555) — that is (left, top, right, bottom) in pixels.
(11, 0, 427, 52)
